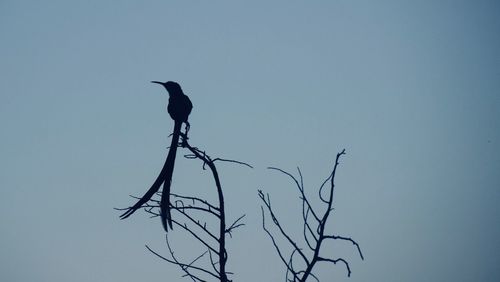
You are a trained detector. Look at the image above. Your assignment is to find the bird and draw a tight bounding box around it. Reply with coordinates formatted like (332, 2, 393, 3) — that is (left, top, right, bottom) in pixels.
(120, 81, 192, 231)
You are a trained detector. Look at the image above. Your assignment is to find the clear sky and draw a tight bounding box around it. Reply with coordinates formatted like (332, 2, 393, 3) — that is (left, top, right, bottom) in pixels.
(1, 1, 499, 281)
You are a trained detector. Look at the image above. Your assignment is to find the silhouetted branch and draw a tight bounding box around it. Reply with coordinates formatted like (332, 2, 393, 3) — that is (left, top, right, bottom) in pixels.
(212, 158, 253, 168)
(324, 235, 364, 260)
(316, 257, 351, 277)
(171, 193, 221, 211)
(267, 167, 321, 223)
(260, 149, 363, 281)
(226, 214, 246, 238)
(141, 132, 249, 282)
(180, 135, 229, 281)
(146, 238, 220, 282)
(259, 190, 309, 264)
(318, 175, 331, 204)
(260, 202, 300, 281)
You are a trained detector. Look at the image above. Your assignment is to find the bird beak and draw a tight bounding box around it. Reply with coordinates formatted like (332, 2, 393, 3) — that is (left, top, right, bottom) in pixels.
(151, 81, 163, 85)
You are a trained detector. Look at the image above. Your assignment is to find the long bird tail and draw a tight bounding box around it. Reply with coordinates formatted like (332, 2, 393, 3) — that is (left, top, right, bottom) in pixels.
(160, 120, 182, 231)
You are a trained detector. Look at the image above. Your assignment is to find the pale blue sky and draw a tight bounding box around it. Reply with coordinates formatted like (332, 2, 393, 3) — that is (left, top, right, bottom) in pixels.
(1, 1, 499, 281)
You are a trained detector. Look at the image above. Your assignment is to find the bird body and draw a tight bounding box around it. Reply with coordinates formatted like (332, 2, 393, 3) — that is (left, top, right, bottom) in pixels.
(159, 81, 192, 121)
(120, 81, 192, 232)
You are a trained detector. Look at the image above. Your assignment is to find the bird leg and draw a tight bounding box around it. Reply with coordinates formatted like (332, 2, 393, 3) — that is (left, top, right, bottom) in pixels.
(184, 121, 191, 136)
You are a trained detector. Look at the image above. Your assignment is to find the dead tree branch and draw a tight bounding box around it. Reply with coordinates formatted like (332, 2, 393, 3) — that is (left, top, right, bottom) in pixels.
(259, 149, 363, 281)
(139, 132, 249, 282)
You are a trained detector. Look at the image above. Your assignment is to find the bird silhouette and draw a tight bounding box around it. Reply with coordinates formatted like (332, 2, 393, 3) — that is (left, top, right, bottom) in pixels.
(120, 81, 192, 231)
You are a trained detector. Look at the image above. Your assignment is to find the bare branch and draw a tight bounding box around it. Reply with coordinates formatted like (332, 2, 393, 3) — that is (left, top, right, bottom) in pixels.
(145, 243, 219, 281)
(179, 134, 245, 282)
(208, 250, 220, 276)
(302, 208, 318, 251)
(171, 193, 220, 212)
(268, 167, 321, 224)
(324, 235, 364, 260)
(318, 174, 332, 204)
(226, 214, 246, 237)
(212, 158, 254, 169)
(173, 207, 219, 242)
(260, 149, 362, 281)
(174, 205, 220, 219)
(260, 202, 300, 281)
(317, 257, 351, 277)
(259, 190, 309, 265)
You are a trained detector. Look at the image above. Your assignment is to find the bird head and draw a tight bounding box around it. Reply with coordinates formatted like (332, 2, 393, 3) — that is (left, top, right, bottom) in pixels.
(151, 80, 183, 96)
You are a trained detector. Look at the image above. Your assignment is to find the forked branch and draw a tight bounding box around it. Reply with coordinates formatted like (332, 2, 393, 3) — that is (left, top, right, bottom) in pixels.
(134, 133, 249, 282)
(260, 149, 363, 281)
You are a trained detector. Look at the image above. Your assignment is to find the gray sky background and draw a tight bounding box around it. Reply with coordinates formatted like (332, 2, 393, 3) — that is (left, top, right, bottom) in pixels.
(1, 1, 499, 281)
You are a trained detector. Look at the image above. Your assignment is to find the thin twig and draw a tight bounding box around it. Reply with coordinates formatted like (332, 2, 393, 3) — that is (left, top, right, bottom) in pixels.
(260, 201, 300, 281)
